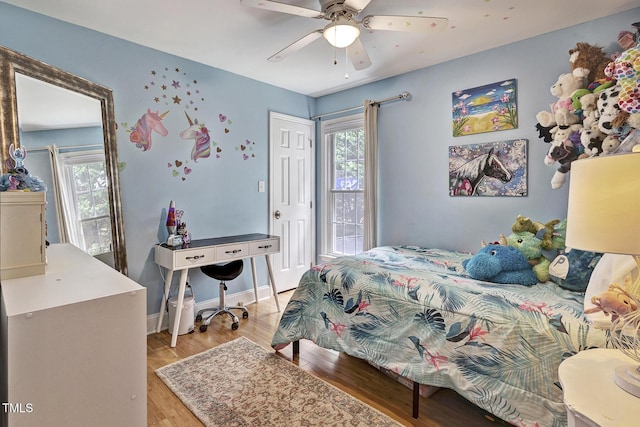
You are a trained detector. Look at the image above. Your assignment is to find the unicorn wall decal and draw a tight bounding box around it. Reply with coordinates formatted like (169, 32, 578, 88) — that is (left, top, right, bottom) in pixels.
(180, 112, 211, 162)
(449, 148, 512, 196)
(129, 109, 169, 151)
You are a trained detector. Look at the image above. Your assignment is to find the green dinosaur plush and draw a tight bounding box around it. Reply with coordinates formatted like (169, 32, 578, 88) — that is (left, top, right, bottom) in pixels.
(511, 215, 561, 250)
(505, 231, 552, 282)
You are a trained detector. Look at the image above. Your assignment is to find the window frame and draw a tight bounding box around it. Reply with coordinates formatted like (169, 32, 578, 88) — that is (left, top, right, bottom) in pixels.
(59, 149, 112, 256)
(319, 113, 365, 260)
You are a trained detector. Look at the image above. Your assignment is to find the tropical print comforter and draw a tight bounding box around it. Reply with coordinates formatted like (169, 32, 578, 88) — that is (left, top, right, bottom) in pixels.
(271, 246, 608, 427)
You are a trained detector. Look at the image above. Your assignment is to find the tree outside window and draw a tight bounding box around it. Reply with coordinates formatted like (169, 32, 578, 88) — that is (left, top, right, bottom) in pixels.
(62, 151, 112, 256)
(322, 114, 365, 257)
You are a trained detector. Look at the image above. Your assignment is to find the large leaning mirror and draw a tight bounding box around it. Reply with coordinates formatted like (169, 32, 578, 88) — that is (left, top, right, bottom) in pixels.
(0, 45, 128, 275)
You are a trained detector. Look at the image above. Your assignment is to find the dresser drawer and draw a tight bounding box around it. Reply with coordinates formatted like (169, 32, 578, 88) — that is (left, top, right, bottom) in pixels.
(173, 247, 216, 268)
(250, 238, 279, 255)
(216, 243, 249, 261)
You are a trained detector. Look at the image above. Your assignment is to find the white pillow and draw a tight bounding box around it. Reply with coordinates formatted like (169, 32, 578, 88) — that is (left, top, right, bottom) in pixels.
(584, 254, 639, 329)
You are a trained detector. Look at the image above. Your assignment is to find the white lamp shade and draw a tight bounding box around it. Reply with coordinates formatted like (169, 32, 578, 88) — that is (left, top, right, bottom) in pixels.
(566, 153, 640, 255)
(323, 17, 360, 48)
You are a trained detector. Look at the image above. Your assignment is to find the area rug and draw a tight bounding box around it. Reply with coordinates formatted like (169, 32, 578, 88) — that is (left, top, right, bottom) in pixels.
(155, 336, 402, 426)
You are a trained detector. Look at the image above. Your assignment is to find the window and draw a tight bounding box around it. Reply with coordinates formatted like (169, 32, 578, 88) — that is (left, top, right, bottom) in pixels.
(60, 150, 112, 256)
(320, 114, 365, 258)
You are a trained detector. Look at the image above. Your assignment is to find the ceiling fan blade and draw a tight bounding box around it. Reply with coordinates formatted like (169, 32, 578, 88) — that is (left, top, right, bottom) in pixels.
(347, 38, 371, 70)
(362, 15, 449, 33)
(240, 0, 323, 19)
(343, 0, 372, 13)
(267, 30, 323, 62)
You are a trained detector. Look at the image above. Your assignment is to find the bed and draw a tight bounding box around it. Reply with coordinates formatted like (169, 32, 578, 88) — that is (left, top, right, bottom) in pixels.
(271, 245, 609, 427)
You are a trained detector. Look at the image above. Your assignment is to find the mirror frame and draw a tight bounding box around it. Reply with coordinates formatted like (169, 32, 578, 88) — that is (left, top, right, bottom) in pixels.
(0, 45, 128, 275)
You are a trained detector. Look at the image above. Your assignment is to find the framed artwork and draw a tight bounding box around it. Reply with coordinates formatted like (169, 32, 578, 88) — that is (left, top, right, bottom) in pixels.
(449, 139, 527, 197)
(452, 79, 517, 137)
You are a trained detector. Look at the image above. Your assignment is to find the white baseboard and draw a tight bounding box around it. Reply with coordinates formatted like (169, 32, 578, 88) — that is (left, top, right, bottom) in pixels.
(147, 285, 273, 335)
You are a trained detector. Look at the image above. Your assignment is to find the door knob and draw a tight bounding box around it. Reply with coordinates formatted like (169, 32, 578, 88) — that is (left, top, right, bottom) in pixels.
(274, 210, 281, 219)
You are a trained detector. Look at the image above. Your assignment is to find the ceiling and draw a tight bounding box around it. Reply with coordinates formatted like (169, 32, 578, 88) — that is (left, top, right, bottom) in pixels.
(5, 0, 639, 99)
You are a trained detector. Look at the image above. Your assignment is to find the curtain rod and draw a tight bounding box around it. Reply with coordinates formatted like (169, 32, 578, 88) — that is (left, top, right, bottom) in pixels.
(310, 91, 411, 120)
(25, 144, 103, 153)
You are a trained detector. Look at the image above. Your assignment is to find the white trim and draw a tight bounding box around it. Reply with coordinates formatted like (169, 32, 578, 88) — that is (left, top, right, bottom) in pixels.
(320, 114, 363, 133)
(318, 254, 336, 263)
(147, 284, 273, 335)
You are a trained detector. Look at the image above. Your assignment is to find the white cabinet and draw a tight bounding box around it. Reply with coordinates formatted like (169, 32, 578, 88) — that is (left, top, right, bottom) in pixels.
(0, 192, 46, 280)
(0, 244, 147, 427)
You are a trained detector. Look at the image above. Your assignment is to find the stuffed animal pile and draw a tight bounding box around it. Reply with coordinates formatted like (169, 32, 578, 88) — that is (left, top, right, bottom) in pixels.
(463, 214, 599, 292)
(465, 215, 565, 285)
(464, 215, 603, 291)
(536, 23, 640, 189)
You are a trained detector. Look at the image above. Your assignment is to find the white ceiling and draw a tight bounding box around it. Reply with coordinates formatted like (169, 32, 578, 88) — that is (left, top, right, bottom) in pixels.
(5, 0, 639, 98)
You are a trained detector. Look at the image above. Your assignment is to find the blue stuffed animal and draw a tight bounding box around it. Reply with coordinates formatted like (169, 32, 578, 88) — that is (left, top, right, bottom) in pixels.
(462, 244, 539, 286)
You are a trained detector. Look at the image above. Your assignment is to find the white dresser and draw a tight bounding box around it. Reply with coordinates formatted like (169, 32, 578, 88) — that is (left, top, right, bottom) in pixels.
(0, 244, 147, 427)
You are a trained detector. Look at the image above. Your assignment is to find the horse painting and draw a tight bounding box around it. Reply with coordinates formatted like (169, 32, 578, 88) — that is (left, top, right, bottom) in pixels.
(129, 109, 169, 151)
(180, 112, 211, 162)
(450, 148, 512, 196)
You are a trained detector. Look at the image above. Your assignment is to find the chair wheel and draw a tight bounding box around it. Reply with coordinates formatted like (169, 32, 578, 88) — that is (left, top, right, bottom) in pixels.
(196, 314, 202, 322)
(199, 324, 208, 332)
(232, 323, 239, 330)
(242, 312, 249, 319)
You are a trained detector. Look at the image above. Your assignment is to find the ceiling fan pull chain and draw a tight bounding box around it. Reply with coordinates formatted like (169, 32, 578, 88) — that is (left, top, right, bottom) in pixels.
(345, 47, 349, 79)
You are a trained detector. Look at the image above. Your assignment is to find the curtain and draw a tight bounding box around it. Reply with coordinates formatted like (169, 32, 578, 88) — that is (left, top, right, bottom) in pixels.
(47, 145, 84, 246)
(47, 145, 69, 243)
(363, 100, 378, 251)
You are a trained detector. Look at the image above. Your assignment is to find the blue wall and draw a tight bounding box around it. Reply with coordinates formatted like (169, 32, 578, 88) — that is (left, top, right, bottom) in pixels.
(315, 9, 639, 252)
(0, 2, 314, 315)
(2, 2, 638, 317)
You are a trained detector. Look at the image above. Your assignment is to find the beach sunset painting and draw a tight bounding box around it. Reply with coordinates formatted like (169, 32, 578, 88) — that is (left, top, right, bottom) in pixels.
(452, 79, 518, 137)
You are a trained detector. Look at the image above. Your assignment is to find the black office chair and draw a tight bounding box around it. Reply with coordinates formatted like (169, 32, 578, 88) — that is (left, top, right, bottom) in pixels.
(195, 259, 248, 331)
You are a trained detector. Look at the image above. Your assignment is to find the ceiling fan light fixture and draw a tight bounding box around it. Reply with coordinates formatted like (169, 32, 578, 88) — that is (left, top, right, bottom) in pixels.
(323, 16, 360, 48)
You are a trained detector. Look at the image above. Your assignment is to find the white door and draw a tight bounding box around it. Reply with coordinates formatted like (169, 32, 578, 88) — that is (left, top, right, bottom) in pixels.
(269, 112, 315, 293)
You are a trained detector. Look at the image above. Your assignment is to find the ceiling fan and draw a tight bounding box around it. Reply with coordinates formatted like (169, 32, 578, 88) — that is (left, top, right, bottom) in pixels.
(240, 0, 448, 70)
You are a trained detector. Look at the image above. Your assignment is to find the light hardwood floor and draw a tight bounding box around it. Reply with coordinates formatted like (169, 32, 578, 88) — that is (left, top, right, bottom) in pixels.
(147, 290, 502, 427)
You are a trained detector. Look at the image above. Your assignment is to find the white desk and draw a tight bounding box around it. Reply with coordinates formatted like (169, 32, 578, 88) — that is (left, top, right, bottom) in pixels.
(155, 233, 280, 347)
(558, 349, 640, 427)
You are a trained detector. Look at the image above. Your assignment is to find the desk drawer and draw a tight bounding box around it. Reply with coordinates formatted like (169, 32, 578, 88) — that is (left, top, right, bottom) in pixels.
(250, 238, 279, 255)
(174, 247, 216, 268)
(216, 243, 249, 261)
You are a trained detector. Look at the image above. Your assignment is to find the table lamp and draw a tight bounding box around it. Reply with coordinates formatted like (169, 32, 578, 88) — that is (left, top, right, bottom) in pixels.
(566, 152, 640, 397)
(166, 200, 178, 246)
